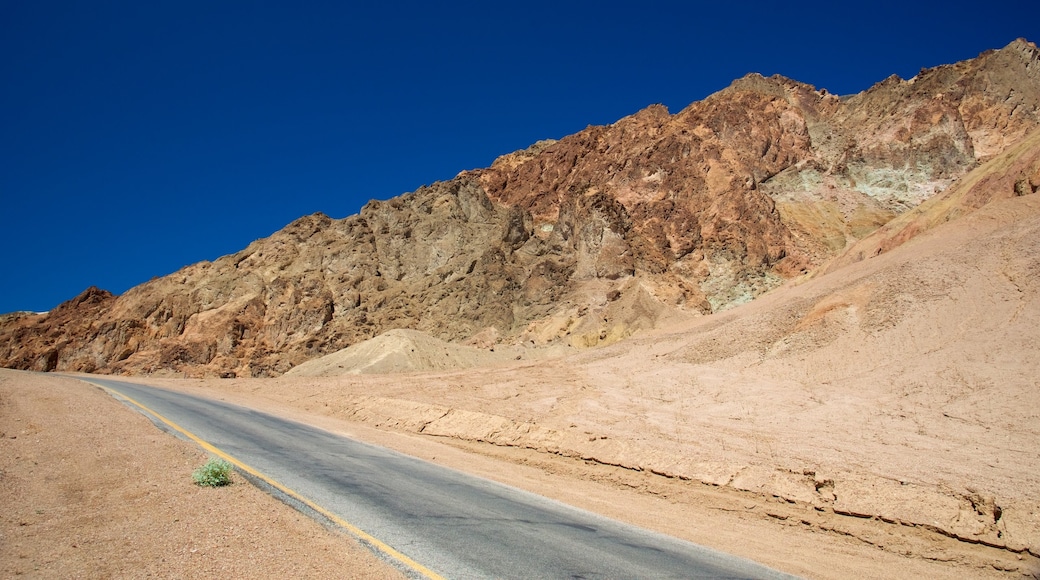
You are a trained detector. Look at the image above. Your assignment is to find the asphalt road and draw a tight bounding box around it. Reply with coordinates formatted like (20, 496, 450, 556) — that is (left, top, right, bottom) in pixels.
(81, 377, 794, 580)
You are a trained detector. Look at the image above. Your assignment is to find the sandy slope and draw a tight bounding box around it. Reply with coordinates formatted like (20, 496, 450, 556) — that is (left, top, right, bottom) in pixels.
(284, 328, 536, 376)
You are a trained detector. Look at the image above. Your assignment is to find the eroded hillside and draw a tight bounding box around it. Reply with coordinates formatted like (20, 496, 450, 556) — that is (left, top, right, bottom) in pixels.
(1, 39, 1038, 378)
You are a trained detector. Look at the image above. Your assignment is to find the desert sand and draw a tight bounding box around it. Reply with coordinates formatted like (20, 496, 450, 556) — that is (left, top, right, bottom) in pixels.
(0, 371, 405, 578)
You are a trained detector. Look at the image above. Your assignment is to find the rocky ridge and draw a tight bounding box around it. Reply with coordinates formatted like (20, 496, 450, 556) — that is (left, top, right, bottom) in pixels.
(1, 39, 1038, 378)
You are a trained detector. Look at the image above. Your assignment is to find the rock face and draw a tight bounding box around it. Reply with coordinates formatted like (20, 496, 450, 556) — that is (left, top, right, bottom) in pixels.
(825, 126, 1040, 272)
(0, 287, 116, 373)
(478, 39, 1040, 306)
(2, 39, 1039, 378)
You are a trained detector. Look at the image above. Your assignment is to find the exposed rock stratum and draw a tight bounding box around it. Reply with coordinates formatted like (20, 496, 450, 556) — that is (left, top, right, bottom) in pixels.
(2, 39, 1038, 378)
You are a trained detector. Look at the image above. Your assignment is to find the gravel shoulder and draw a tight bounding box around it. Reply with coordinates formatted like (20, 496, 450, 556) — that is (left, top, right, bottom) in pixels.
(0, 370, 405, 579)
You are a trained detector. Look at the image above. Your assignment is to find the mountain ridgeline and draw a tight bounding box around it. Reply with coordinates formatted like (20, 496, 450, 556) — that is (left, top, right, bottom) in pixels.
(3, 39, 1039, 378)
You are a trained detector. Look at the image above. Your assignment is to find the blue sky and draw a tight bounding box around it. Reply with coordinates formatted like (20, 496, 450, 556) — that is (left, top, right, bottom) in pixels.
(1, 1, 1036, 313)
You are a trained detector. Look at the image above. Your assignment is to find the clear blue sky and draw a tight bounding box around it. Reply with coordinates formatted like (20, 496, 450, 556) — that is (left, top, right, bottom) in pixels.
(1, 1, 1036, 313)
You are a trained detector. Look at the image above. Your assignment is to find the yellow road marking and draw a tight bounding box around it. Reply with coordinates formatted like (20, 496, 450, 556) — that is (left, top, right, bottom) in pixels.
(92, 381, 446, 580)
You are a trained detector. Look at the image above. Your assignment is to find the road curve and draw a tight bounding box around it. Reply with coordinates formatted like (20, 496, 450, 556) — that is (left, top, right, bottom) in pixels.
(80, 377, 794, 580)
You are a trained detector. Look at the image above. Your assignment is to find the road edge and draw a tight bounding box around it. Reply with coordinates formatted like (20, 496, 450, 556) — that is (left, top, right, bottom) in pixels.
(80, 377, 446, 580)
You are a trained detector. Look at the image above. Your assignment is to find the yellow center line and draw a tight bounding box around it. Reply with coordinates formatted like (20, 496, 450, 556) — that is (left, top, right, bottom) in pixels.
(92, 381, 446, 580)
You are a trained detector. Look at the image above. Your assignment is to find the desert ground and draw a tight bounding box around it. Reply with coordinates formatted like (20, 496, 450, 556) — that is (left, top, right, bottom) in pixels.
(3, 193, 1040, 578)
(0, 370, 406, 578)
(1, 370, 1034, 580)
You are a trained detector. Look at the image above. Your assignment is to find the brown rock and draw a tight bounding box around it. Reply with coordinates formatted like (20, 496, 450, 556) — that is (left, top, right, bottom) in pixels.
(2, 40, 1039, 377)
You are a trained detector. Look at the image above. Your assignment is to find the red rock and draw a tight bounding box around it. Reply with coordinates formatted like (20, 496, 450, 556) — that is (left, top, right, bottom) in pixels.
(2, 40, 1038, 377)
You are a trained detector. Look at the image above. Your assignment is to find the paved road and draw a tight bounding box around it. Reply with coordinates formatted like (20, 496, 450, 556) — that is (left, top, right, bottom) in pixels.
(81, 377, 794, 579)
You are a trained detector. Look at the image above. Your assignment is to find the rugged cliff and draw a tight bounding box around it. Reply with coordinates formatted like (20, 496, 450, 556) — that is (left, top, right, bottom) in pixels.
(2, 39, 1038, 377)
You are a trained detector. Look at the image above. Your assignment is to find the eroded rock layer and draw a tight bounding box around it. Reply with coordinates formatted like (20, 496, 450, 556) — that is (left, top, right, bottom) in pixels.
(2, 39, 1038, 377)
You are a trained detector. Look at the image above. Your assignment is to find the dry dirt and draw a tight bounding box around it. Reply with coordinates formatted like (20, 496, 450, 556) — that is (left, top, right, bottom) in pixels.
(0, 370, 405, 579)
(5, 369, 1035, 580)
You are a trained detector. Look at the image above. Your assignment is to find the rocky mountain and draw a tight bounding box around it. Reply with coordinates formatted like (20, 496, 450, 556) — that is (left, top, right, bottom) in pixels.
(2, 39, 1038, 378)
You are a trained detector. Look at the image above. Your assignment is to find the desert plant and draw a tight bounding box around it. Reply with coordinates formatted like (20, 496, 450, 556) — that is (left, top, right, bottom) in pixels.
(192, 457, 233, 487)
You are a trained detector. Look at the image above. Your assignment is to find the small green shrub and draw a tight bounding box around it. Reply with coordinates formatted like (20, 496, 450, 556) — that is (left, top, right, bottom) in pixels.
(192, 457, 233, 487)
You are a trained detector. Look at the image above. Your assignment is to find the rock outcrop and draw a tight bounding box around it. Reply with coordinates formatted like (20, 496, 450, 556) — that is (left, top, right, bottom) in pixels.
(1, 39, 1038, 377)
(825, 126, 1040, 272)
